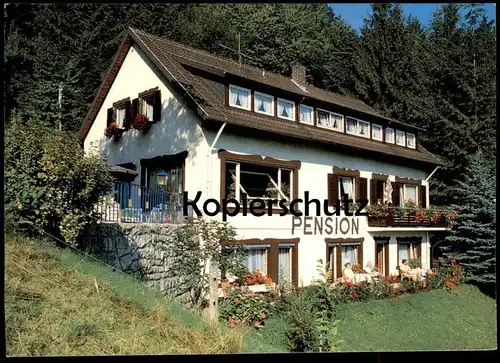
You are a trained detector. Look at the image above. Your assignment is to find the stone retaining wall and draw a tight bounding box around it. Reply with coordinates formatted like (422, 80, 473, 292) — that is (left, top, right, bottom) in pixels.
(84, 222, 197, 305)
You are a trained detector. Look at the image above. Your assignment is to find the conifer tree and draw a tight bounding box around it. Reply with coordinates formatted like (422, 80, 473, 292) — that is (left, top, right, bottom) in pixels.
(443, 150, 496, 284)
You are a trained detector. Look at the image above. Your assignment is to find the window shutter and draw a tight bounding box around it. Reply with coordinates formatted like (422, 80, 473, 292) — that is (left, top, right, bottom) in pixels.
(153, 90, 162, 122)
(419, 185, 427, 208)
(417, 243, 422, 259)
(124, 100, 132, 130)
(384, 243, 390, 277)
(392, 182, 401, 206)
(328, 174, 338, 206)
(357, 177, 367, 203)
(107, 108, 113, 127)
(358, 242, 363, 269)
(370, 179, 378, 204)
(131, 98, 139, 122)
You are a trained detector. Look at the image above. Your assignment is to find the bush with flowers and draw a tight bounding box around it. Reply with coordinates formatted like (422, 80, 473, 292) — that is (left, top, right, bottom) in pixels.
(131, 114, 151, 132)
(218, 284, 278, 328)
(104, 122, 125, 139)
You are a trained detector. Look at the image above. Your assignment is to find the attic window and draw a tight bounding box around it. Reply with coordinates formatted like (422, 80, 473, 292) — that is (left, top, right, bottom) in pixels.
(407, 133, 416, 149)
(141, 96, 154, 120)
(254, 91, 274, 116)
(299, 105, 313, 125)
(358, 120, 370, 138)
(115, 106, 126, 128)
(396, 130, 406, 146)
(229, 85, 250, 110)
(385, 128, 395, 143)
(277, 98, 295, 121)
(346, 117, 357, 135)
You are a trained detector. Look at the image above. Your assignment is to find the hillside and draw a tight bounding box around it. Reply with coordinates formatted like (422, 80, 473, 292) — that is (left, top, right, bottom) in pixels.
(4, 235, 279, 356)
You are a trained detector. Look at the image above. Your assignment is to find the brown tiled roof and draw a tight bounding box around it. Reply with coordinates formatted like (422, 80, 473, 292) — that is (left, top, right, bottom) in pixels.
(80, 28, 443, 167)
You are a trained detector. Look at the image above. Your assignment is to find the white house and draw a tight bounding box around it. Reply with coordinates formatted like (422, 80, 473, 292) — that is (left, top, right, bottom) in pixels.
(80, 27, 449, 287)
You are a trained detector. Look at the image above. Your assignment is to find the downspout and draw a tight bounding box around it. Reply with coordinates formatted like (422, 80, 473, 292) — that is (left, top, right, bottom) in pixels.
(206, 122, 227, 203)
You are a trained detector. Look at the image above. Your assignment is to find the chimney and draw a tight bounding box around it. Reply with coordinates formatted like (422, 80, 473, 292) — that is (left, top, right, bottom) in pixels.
(291, 62, 307, 87)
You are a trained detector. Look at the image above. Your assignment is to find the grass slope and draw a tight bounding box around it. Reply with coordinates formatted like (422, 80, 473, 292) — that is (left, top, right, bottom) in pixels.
(5, 235, 280, 356)
(334, 285, 497, 351)
(250, 285, 497, 352)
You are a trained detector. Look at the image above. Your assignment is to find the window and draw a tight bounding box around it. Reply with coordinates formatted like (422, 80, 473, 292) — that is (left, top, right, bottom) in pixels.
(396, 130, 406, 146)
(375, 239, 389, 277)
(317, 110, 330, 127)
(244, 245, 269, 275)
(316, 109, 344, 131)
(299, 104, 313, 124)
(327, 240, 363, 280)
(371, 178, 386, 204)
(278, 245, 293, 283)
(115, 106, 126, 128)
(407, 133, 416, 149)
(346, 117, 357, 135)
(224, 161, 293, 208)
(385, 128, 395, 143)
(229, 85, 251, 110)
(145, 165, 183, 195)
(341, 244, 359, 266)
(139, 96, 155, 120)
(254, 92, 274, 116)
(358, 120, 370, 138)
(403, 184, 418, 204)
(277, 98, 295, 120)
(372, 124, 383, 141)
(339, 176, 354, 200)
(397, 238, 421, 265)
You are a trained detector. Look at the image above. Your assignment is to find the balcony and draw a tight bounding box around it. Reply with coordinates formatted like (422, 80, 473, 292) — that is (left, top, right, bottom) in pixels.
(94, 181, 193, 224)
(366, 204, 455, 229)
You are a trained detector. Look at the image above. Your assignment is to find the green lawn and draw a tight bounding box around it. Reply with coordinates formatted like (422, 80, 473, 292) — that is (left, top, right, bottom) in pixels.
(334, 284, 497, 351)
(252, 283, 497, 352)
(5, 235, 279, 356)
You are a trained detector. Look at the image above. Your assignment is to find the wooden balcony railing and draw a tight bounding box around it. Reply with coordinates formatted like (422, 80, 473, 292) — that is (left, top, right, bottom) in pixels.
(367, 207, 448, 228)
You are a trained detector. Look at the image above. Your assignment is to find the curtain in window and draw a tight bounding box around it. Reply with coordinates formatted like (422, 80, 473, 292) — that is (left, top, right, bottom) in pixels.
(409, 243, 418, 259)
(230, 88, 248, 108)
(318, 111, 329, 126)
(300, 107, 311, 123)
(278, 101, 292, 118)
(256, 95, 271, 113)
(245, 248, 267, 275)
(341, 178, 353, 199)
(116, 108, 125, 128)
(332, 115, 341, 129)
(342, 245, 357, 265)
(398, 244, 409, 262)
(278, 248, 291, 283)
(347, 120, 356, 132)
(405, 185, 417, 203)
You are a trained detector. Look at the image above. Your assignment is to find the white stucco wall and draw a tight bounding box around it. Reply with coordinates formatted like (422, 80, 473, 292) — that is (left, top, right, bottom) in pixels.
(83, 44, 210, 196)
(203, 130, 434, 285)
(84, 45, 437, 287)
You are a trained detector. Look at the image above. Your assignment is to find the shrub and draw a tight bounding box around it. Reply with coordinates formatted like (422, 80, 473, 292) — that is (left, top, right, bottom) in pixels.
(4, 119, 113, 245)
(218, 286, 277, 328)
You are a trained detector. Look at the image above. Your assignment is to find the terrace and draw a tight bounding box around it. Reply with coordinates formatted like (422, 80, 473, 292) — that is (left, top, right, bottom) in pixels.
(94, 181, 192, 224)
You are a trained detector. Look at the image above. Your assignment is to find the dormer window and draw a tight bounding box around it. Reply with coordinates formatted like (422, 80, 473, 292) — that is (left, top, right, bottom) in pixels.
(317, 109, 343, 132)
(358, 120, 370, 138)
(254, 91, 274, 116)
(396, 130, 406, 146)
(277, 98, 295, 121)
(229, 85, 250, 110)
(385, 128, 395, 143)
(346, 117, 357, 135)
(407, 133, 416, 149)
(299, 105, 313, 124)
(372, 124, 383, 141)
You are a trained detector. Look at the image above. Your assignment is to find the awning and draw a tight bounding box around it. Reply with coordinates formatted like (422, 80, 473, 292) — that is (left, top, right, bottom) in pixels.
(110, 165, 138, 176)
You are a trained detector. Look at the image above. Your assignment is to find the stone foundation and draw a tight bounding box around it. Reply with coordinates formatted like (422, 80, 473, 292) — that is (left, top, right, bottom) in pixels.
(83, 222, 196, 305)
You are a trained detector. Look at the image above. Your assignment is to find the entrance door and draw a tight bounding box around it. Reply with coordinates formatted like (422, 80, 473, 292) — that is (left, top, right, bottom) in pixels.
(375, 238, 390, 277)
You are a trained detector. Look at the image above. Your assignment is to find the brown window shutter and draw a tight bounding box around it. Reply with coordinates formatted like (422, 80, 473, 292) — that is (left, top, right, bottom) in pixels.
(370, 179, 378, 204)
(123, 100, 132, 130)
(153, 90, 162, 122)
(384, 243, 390, 277)
(357, 177, 367, 203)
(131, 98, 139, 122)
(417, 243, 422, 259)
(392, 182, 401, 206)
(328, 174, 338, 206)
(358, 242, 363, 269)
(107, 108, 113, 127)
(419, 185, 427, 208)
